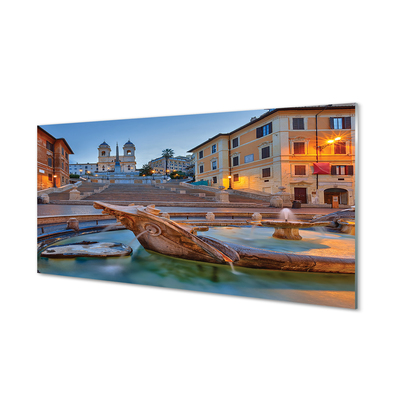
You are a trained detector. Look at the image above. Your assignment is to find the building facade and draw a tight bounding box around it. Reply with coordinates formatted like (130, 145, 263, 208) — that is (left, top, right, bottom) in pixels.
(189, 105, 356, 205)
(69, 163, 98, 176)
(37, 126, 74, 190)
(97, 140, 136, 173)
(149, 155, 194, 175)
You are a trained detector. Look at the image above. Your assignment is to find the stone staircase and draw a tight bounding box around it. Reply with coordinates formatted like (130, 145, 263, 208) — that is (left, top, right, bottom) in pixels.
(48, 182, 107, 201)
(156, 181, 268, 204)
(86, 183, 208, 203)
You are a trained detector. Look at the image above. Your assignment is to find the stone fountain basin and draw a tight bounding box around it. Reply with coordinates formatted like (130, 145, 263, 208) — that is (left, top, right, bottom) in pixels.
(259, 220, 330, 229)
(41, 241, 133, 258)
(250, 220, 331, 240)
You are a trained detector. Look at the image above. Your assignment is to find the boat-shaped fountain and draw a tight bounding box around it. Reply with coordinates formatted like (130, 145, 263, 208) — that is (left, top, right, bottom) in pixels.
(91, 201, 355, 274)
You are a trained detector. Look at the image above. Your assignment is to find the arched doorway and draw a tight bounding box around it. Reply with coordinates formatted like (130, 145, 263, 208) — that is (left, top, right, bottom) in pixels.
(324, 188, 348, 205)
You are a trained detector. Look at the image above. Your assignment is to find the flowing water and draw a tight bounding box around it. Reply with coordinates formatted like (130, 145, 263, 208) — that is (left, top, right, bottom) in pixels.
(37, 227, 356, 308)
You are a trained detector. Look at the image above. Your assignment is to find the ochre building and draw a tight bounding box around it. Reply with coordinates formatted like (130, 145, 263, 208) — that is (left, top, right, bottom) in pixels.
(188, 104, 356, 206)
(37, 126, 74, 190)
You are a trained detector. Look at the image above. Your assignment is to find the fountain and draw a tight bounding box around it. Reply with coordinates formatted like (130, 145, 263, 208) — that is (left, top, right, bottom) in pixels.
(87, 201, 355, 273)
(250, 208, 330, 240)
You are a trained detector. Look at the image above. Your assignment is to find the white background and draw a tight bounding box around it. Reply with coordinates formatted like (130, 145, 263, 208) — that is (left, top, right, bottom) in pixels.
(1, 1, 399, 399)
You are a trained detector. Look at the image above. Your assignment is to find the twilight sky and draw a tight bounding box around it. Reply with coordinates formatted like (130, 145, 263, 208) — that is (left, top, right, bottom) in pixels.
(40, 108, 267, 167)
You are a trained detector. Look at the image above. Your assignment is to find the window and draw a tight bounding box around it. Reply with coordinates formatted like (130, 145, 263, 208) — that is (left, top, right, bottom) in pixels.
(61, 147, 64, 156)
(199, 150, 204, 159)
(261, 146, 270, 159)
(212, 144, 217, 153)
(47, 157, 52, 167)
(295, 165, 306, 175)
(334, 141, 346, 154)
(199, 165, 204, 173)
(331, 165, 354, 175)
(232, 138, 239, 148)
(256, 122, 272, 138)
(232, 156, 239, 166)
(128, 165, 131, 170)
(62, 162, 64, 170)
(48, 174, 53, 182)
(46, 141, 54, 152)
(293, 142, 305, 154)
(244, 154, 254, 163)
(233, 174, 239, 182)
(262, 168, 271, 178)
(212, 176, 217, 184)
(330, 117, 351, 129)
(101, 151, 106, 156)
(293, 118, 304, 130)
(212, 160, 217, 170)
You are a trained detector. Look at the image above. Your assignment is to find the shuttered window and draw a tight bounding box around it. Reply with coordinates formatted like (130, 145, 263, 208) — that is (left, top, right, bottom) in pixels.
(261, 146, 270, 159)
(331, 165, 354, 175)
(293, 118, 304, 130)
(330, 117, 351, 129)
(232, 156, 239, 166)
(199, 165, 204, 173)
(232, 138, 239, 148)
(294, 165, 306, 175)
(334, 141, 346, 154)
(233, 174, 239, 182)
(293, 142, 305, 154)
(262, 168, 271, 178)
(199, 150, 204, 159)
(256, 122, 273, 138)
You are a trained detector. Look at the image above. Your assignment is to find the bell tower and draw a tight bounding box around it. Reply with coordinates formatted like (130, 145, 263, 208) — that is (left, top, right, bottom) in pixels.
(98, 141, 111, 159)
(123, 140, 136, 171)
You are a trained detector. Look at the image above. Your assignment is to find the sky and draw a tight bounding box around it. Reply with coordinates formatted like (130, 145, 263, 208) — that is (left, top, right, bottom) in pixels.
(40, 108, 267, 167)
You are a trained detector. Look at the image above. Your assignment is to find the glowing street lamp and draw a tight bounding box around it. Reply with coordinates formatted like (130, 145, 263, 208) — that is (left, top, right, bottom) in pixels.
(228, 175, 232, 189)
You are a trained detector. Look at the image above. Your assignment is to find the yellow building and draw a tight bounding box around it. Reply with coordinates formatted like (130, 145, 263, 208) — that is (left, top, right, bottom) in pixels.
(188, 104, 356, 205)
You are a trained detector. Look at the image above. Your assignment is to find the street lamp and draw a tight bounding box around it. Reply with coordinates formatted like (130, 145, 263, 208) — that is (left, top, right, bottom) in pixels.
(53, 175, 57, 188)
(315, 104, 332, 189)
(228, 175, 232, 189)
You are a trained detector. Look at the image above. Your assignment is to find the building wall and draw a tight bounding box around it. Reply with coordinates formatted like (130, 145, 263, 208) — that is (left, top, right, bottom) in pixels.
(69, 163, 98, 175)
(192, 107, 355, 205)
(149, 156, 193, 174)
(37, 127, 73, 190)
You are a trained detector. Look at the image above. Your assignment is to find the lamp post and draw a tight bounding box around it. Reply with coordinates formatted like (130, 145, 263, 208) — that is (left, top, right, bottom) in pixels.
(315, 104, 332, 189)
(53, 175, 57, 188)
(228, 175, 232, 189)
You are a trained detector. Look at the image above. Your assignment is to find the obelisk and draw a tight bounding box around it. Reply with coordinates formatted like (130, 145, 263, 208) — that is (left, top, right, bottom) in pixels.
(114, 142, 121, 173)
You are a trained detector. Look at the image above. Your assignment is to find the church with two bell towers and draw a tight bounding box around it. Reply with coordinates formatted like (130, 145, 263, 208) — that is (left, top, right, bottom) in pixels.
(97, 140, 137, 173)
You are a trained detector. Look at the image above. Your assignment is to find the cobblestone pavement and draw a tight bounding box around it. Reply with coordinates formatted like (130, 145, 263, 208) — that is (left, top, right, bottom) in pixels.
(38, 204, 340, 217)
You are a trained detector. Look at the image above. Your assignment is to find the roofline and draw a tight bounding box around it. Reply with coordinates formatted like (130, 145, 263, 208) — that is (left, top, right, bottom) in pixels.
(38, 126, 74, 154)
(187, 104, 356, 152)
(188, 133, 229, 152)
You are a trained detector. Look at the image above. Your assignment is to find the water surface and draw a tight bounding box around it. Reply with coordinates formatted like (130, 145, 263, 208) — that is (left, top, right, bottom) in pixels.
(38, 229, 355, 308)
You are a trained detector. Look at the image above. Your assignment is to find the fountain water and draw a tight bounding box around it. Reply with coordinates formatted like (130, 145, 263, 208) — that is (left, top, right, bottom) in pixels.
(279, 208, 297, 222)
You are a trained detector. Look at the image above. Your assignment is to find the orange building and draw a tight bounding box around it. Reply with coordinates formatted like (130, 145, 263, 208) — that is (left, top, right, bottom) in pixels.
(189, 104, 356, 206)
(37, 126, 74, 190)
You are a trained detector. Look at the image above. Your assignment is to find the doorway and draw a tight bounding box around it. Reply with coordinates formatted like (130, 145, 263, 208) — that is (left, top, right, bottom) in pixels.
(294, 187, 307, 203)
(324, 188, 348, 205)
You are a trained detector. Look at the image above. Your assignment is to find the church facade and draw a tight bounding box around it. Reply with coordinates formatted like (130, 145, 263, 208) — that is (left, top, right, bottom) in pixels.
(97, 140, 137, 173)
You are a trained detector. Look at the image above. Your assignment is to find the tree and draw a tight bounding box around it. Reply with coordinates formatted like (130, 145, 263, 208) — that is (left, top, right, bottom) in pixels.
(139, 163, 153, 176)
(161, 149, 174, 176)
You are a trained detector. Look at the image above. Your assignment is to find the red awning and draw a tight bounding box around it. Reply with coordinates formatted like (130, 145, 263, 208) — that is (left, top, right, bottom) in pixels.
(313, 162, 330, 174)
